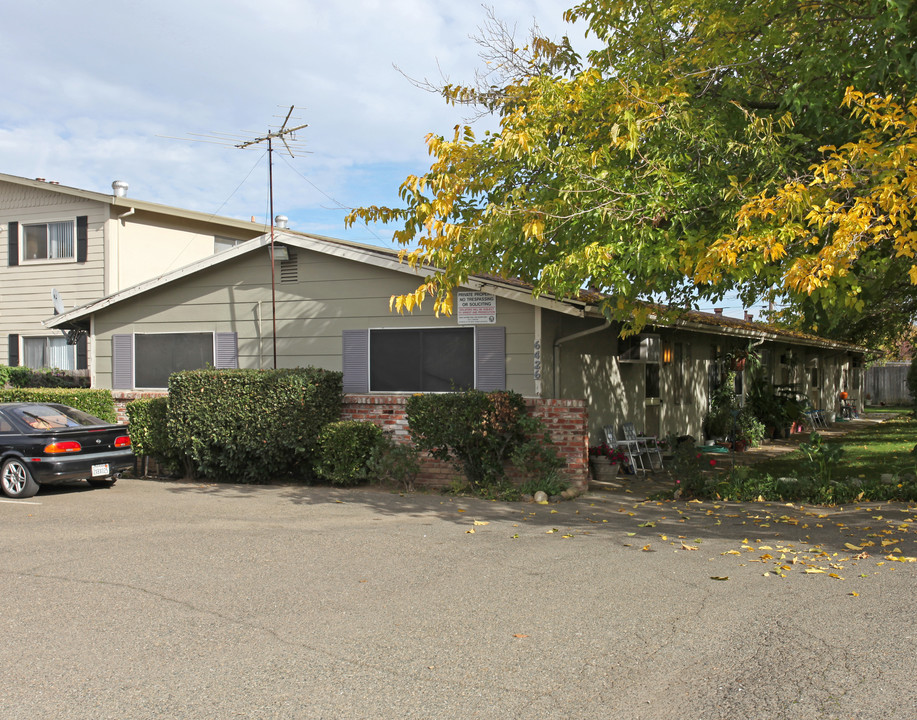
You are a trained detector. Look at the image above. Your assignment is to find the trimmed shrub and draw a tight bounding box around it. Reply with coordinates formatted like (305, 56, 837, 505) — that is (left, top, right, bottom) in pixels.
(509, 414, 566, 482)
(0, 387, 117, 423)
(367, 432, 420, 491)
(126, 397, 185, 475)
(314, 420, 383, 486)
(1, 365, 90, 389)
(406, 390, 534, 495)
(167, 367, 342, 483)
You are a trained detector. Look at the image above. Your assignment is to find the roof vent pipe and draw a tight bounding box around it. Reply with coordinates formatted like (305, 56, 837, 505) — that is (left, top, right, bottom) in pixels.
(112, 180, 129, 197)
(274, 215, 288, 229)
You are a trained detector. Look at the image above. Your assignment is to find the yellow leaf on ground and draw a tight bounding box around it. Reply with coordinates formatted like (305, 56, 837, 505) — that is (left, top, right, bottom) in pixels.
(473, 520, 489, 526)
(465, 529, 475, 534)
(804, 568, 826, 574)
(845, 543, 863, 551)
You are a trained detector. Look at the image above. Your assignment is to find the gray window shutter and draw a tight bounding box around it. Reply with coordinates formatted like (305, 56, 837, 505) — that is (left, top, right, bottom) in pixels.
(215, 332, 239, 369)
(475, 326, 505, 391)
(112, 334, 134, 389)
(76, 216, 88, 263)
(8, 334, 19, 366)
(342, 329, 369, 393)
(8, 222, 18, 266)
(76, 334, 88, 370)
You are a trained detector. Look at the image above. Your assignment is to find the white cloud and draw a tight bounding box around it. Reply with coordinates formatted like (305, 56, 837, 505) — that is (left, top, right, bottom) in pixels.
(0, 1, 585, 241)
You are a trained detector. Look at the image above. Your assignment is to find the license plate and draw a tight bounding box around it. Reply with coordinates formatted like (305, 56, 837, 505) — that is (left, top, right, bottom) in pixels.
(91, 464, 110, 477)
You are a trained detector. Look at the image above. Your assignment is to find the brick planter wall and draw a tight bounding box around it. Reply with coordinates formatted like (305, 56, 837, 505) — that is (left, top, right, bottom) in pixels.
(114, 391, 589, 490)
(113, 391, 167, 424)
(341, 395, 589, 490)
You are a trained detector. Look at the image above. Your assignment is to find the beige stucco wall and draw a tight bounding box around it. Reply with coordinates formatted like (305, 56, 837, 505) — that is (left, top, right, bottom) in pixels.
(89, 246, 540, 393)
(108, 212, 259, 290)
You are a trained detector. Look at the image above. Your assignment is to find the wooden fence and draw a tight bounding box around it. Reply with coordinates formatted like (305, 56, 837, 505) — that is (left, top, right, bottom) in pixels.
(864, 362, 913, 406)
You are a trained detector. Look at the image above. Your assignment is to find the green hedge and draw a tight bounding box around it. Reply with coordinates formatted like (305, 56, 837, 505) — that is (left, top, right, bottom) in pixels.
(0, 388, 117, 423)
(167, 367, 343, 483)
(406, 390, 528, 493)
(314, 420, 383, 486)
(126, 397, 184, 474)
(0, 365, 91, 388)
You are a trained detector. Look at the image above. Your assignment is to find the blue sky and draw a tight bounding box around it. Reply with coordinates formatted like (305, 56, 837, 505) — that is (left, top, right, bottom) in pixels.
(0, 0, 766, 317)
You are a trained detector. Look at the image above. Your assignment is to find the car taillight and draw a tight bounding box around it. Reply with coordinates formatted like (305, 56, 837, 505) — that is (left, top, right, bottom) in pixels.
(115, 436, 131, 448)
(44, 441, 82, 453)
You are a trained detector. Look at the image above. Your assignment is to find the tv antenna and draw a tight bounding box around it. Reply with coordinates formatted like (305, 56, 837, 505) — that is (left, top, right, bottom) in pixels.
(234, 106, 308, 369)
(164, 106, 309, 369)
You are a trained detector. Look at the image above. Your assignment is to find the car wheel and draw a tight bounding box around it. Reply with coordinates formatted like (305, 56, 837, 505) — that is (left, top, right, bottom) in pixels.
(1, 458, 40, 499)
(87, 476, 117, 488)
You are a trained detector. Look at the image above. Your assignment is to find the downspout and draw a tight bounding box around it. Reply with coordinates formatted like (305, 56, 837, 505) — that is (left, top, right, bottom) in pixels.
(553, 321, 611, 398)
(256, 301, 263, 368)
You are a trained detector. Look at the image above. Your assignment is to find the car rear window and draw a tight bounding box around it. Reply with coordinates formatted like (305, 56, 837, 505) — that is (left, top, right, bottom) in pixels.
(10, 405, 107, 430)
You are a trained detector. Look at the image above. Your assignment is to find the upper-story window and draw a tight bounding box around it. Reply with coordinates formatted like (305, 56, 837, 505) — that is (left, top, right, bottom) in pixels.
(23, 221, 75, 261)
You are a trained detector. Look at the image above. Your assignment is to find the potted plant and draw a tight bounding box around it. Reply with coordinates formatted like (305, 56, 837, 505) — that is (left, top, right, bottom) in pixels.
(736, 408, 766, 449)
(589, 442, 628, 481)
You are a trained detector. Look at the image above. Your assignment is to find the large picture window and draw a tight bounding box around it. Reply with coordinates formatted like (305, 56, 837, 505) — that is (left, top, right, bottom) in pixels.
(370, 328, 474, 392)
(23, 221, 75, 261)
(134, 333, 215, 388)
(112, 332, 238, 390)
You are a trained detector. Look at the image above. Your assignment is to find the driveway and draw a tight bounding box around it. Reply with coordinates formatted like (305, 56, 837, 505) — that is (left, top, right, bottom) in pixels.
(1, 477, 915, 719)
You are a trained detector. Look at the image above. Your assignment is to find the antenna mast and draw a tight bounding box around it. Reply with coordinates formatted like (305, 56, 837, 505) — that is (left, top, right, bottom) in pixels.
(234, 106, 308, 369)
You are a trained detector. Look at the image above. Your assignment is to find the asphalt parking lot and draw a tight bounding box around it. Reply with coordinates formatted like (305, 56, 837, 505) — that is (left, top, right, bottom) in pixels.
(2, 477, 916, 719)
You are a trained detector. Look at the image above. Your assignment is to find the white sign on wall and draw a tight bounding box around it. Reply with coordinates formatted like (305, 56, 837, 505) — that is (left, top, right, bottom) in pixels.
(456, 291, 497, 324)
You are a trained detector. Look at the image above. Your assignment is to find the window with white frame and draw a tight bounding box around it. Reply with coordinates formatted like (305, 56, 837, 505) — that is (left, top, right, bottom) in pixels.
(23, 336, 76, 370)
(341, 326, 506, 394)
(370, 327, 475, 392)
(214, 236, 244, 253)
(134, 333, 215, 388)
(112, 331, 239, 390)
(22, 221, 75, 261)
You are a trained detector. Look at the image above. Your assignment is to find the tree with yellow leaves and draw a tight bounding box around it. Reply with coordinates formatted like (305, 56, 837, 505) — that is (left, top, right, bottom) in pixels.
(349, 1, 916, 345)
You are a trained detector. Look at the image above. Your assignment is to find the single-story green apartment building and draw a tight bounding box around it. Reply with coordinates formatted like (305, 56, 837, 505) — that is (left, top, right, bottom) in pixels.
(46, 231, 867, 488)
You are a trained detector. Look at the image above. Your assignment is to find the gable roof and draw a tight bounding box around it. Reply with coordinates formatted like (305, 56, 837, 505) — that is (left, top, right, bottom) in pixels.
(45, 225, 865, 353)
(0, 172, 267, 235)
(45, 229, 590, 331)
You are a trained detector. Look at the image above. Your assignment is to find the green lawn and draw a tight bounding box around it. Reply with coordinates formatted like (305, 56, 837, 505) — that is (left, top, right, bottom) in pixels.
(862, 405, 913, 415)
(752, 416, 917, 480)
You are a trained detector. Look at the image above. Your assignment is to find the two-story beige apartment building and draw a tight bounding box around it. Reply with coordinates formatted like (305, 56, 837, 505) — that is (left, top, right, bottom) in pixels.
(0, 172, 266, 371)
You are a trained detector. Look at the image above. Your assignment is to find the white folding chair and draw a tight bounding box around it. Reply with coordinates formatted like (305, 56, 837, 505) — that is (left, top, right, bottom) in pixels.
(622, 422, 664, 470)
(603, 425, 646, 474)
